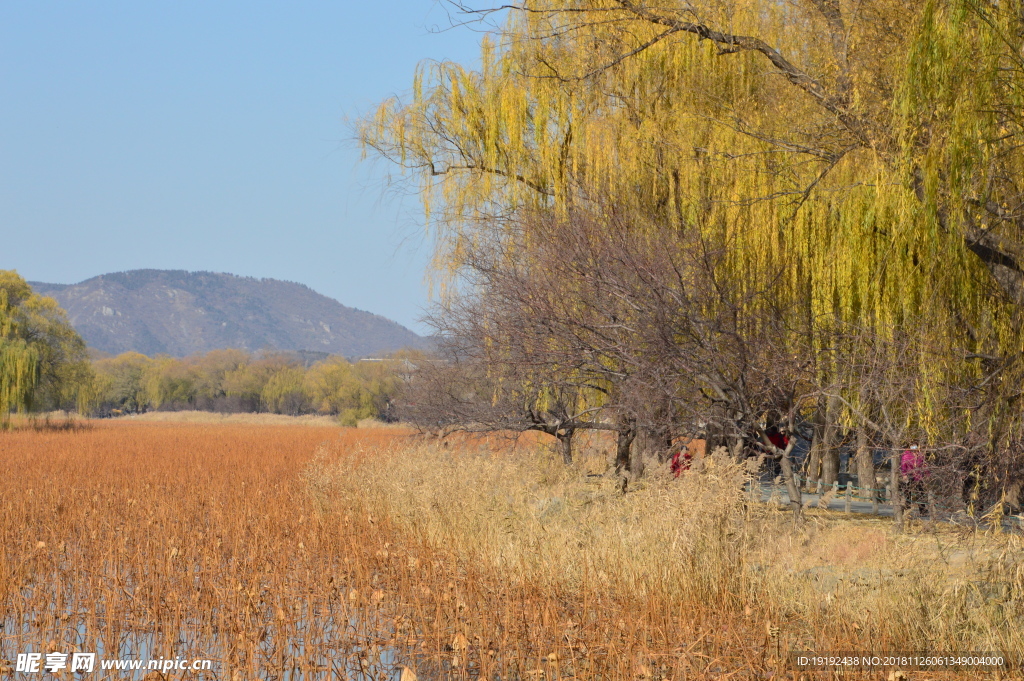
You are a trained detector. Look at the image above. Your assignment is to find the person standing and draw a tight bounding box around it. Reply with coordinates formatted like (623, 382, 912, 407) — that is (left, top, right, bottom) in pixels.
(900, 445, 928, 516)
(671, 447, 693, 477)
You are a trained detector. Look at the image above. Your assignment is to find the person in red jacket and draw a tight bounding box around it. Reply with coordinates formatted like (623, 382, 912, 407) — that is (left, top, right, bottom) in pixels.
(766, 426, 789, 452)
(671, 446, 693, 477)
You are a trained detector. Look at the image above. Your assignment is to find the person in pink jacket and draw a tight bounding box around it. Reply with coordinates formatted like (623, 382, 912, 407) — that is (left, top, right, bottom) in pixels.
(900, 445, 928, 515)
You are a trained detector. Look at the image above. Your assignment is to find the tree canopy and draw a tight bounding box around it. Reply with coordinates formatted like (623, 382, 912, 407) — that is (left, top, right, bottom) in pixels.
(361, 0, 1024, 510)
(91, 349, 411, 425)
(0, 271, 92, 423)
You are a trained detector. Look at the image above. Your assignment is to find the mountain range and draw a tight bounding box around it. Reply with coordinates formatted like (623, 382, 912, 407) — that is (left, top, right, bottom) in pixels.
(29, 269, 428, 358)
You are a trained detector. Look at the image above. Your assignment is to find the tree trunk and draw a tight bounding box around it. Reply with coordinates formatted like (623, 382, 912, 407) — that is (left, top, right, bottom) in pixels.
(806, 395, 842, 489)
(704, 423, 725, 456)
(821, 448, 841, 488)
(630, 439, 646, 479)
(632, 422, 674, 475)
(891, 449, 904, 531)
(638, 400, 674, 465)
(779, 445, 803, 522)
(854, 427, 875, 500)
(557, 427, 575, 465)
(730, 436, 745, 463)
(820, 395, 842, 487)
(654, 424, 674, 464)
(615, 419, 637, 477)
(805, 403, 826, 490)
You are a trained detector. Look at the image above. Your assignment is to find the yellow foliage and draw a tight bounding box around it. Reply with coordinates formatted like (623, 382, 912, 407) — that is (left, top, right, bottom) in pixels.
(360, 0, 1024, 436)
(0, 271, 92, 420)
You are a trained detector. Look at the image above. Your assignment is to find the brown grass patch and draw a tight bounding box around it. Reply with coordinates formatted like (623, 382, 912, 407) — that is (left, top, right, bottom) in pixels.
(115, 409, 347, 426)
(312, 437, 1024, 679)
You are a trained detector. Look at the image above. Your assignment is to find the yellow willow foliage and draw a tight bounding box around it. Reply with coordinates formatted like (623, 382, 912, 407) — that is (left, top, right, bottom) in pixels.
(260, 366, 307, 414)
(0, 339, 40, 419)
(360, 0, 1024, 436)
(0, 274, 43, 418)
(0, 271, 93, 418)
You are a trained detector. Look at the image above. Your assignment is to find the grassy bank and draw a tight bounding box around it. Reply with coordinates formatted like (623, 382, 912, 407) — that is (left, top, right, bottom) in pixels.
(309, 434, 1024, 678)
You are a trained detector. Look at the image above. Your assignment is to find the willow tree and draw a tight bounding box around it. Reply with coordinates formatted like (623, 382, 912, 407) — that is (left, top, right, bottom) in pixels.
(361, 0, 1024, 481)
(0, 271, 93, 424)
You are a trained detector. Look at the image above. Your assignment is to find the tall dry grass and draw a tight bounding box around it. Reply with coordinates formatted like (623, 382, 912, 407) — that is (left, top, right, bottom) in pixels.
(309, 435, 1024, 678)
(308, 437, 751, 604)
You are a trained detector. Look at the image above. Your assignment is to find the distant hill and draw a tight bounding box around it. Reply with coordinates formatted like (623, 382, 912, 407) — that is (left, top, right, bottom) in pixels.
(29, 270, 429, 358)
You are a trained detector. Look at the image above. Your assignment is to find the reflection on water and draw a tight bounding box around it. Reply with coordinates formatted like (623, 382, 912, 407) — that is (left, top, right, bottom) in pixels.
(3, 603, 407, 680)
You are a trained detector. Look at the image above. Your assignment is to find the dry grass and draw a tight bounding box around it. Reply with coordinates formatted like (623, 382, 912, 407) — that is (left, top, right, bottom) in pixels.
(1, 423, 1021, 680)
(311, 435, 1024, 679)
(0, 423, 413, 680)
(117, 410, 344, 426)
(2, 411, 92, 431)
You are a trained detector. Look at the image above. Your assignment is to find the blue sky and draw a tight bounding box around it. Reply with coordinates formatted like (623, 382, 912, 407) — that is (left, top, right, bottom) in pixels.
(1, 2, 492, 335)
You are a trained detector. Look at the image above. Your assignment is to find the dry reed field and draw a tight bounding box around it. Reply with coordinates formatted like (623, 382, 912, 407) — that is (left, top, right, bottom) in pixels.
(1, 423, 1022, 680)
(1, 423, 409, 680)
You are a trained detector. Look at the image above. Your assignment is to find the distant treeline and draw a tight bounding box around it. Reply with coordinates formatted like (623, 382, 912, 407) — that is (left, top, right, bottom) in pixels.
(92, 349, 415, 424)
